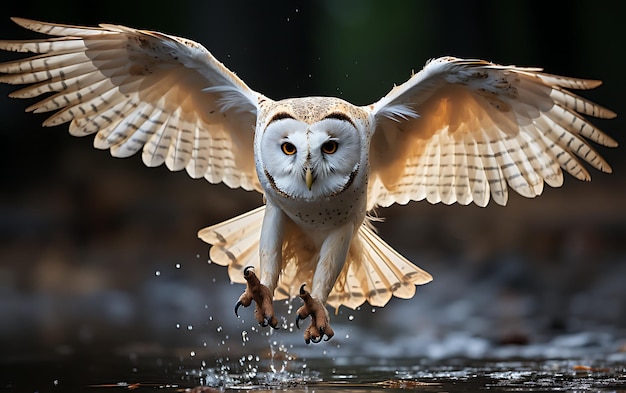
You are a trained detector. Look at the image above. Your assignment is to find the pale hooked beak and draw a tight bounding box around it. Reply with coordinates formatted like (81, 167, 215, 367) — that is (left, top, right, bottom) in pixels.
(305, 167, 314, 191)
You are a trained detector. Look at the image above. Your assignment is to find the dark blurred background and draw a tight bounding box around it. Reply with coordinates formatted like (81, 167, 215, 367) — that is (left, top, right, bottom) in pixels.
(0, 0, 624, 366)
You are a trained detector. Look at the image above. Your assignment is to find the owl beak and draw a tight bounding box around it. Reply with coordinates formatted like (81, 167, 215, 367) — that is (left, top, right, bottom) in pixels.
(305, 167, 314, 190)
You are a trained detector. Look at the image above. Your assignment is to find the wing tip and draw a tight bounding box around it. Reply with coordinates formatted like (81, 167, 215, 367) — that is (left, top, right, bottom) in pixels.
(10, 17, 39, 30)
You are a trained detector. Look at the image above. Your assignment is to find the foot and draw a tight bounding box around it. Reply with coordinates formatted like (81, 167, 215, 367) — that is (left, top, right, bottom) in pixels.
(234, 266, 278, 328)
(295, 284, 334, 344)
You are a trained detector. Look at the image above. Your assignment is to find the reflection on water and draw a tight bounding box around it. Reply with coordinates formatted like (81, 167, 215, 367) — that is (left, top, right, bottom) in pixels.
(2, 352, 626, 392)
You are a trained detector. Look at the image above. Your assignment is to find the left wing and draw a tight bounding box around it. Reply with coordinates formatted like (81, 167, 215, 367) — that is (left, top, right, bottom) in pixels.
(0, 18, 266, 191)
(367, 57, 616, 209)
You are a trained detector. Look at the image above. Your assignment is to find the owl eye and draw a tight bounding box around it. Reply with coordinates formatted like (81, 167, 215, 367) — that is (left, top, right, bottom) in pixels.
(281, 142, 297, 155)
(321, 141, 338, 154)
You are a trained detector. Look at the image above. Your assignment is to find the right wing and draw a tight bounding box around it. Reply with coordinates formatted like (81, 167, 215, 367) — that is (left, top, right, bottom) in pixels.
(0, 18, 268, 191)
(367, 57, 616, 209)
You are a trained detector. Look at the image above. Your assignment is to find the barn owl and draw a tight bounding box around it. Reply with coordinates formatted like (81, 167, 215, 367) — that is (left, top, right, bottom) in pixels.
(0, 18, 616, 344)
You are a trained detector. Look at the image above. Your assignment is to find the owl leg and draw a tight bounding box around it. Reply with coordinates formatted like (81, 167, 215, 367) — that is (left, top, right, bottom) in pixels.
(234, 266, 278, 328)
(296, 225, 353, 344)
(233, 203, 285, 329)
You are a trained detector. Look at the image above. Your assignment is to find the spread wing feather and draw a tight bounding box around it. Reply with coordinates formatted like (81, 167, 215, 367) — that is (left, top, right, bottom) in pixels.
(0, 18, 266, 191)
(367, 57, 616, 209)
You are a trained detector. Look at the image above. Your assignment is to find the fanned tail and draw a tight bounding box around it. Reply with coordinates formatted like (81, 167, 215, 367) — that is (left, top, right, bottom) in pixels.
(197, 206, 265, 284)
(198, 206, 433, 310)
(327, 224, 433, 310)
(197, 205, 316, 301)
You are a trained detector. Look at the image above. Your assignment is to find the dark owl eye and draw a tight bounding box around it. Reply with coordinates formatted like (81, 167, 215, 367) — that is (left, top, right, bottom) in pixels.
(281, 142, 297, 155)
(321, 140, 338, 154)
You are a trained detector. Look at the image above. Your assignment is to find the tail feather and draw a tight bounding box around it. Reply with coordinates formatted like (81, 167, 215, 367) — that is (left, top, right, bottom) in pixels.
(198, 206, 264, 284)
(198, 206, 433, 309)
(327, 224, 432, 310)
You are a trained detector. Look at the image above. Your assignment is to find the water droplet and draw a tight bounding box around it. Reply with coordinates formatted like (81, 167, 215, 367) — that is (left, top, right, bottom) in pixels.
(175, 263, 181, 269)
(155, 270, 160, 276)
(175, 323, 180, 329)
(187, 325, 193, 331)
(190, 351, 195, 357)
(348, 315, 354, 321)
(217, 326, 223, 332)
(345, 334, 350, 339)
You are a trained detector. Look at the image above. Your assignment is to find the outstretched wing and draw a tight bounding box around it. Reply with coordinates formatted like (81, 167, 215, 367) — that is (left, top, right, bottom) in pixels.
(0, 18, 266, 191)
(367, 56, 616, 209)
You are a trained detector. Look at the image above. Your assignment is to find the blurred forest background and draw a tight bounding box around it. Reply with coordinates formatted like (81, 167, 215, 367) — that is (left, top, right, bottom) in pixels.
(0, 0, 624, 364)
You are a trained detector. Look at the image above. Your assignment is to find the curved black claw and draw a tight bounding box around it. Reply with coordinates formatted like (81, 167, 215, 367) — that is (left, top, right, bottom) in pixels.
(299, 283, 307, 295)
(261, 317, 280, 330)
(309, 335, 323, 344)
(296, 313, 305, 329)
(234, 300, 243, 317)
(243, 265, 254, 277)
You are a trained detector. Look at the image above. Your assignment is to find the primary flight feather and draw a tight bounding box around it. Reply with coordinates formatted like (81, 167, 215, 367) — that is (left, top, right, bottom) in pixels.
(0, 18, 616, 344)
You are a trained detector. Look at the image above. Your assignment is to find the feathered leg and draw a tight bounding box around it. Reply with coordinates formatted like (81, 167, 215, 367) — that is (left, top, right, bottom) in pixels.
(296, 224, 353, 344)
(234, 203, 285, 329)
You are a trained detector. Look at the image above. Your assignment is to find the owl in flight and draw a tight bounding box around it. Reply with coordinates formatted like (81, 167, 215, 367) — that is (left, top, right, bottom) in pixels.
(0, 18, 616, 344)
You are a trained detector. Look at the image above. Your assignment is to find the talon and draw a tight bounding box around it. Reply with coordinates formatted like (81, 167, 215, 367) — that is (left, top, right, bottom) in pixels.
(296, 313, 305, 329)
(235, 267, 277, 329)
(235, 301, 243, 317)
(266, 316, 279, 329)
(310, 335, 323, 344)
(296, 290, 334, 344)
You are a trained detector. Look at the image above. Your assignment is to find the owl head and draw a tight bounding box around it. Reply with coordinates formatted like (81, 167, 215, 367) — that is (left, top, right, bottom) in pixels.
(256, 97, 367, 201)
